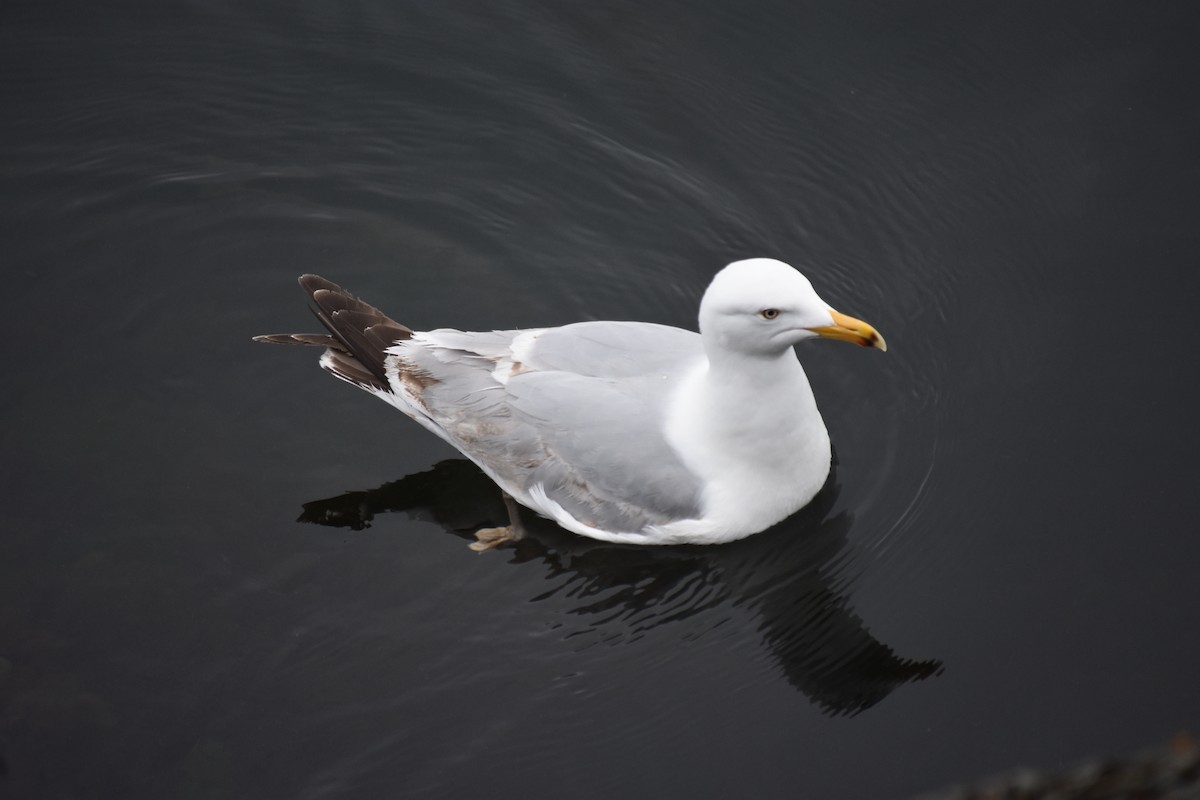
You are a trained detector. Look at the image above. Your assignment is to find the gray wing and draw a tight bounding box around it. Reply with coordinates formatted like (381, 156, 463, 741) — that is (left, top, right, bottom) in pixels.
(394, 321, 706, 533)
(519, 320, 704, 378)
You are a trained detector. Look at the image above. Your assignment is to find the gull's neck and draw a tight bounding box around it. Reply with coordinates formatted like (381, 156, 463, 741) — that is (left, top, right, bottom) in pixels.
(699, 345, 823, 452)
(705, 343, 806, 391)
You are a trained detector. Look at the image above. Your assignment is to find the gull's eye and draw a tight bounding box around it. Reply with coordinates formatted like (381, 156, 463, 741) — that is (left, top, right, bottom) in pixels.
(759, 308, 781, 320)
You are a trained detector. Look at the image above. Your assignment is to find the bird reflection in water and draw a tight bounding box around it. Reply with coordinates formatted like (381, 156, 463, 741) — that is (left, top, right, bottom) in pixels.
(298, 459, 942, 717)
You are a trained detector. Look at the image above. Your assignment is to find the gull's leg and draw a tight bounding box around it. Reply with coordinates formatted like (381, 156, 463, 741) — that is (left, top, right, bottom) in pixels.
(469, 492, 526, 552)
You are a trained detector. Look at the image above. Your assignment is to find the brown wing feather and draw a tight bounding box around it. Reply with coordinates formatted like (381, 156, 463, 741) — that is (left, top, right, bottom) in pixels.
(253, 274, 414, 393)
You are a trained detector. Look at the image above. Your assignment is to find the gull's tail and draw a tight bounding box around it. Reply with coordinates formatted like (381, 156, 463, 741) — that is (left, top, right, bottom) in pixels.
(253, 274, 412, 394)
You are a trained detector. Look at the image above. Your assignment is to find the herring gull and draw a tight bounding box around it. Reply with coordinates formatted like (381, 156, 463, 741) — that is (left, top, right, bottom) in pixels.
(254, 258, 886, 549)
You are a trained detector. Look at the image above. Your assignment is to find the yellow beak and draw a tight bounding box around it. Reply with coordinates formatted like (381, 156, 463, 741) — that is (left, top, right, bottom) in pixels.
(807, 310, 888, 352)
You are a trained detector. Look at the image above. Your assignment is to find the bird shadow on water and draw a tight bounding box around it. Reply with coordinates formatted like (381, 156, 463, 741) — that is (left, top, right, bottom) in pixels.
(298, 459, 943, 717)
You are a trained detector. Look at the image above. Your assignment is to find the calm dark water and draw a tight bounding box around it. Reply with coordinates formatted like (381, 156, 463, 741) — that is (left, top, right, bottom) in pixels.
(3, 1, 1199, 798)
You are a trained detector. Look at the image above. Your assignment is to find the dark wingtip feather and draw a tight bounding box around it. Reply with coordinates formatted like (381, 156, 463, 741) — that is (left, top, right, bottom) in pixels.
(257, 275, 415, 393)
(253, 333, 346, 349)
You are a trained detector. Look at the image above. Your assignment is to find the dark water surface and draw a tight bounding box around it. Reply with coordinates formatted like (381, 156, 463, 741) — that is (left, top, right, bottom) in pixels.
(4, 2, 1200, 797)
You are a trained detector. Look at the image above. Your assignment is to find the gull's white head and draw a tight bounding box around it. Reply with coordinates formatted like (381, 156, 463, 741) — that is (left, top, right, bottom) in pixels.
(698, 258, 886, 357)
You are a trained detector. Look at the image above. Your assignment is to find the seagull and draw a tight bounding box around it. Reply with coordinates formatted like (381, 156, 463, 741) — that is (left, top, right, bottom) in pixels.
(254, 258, 886, 550)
